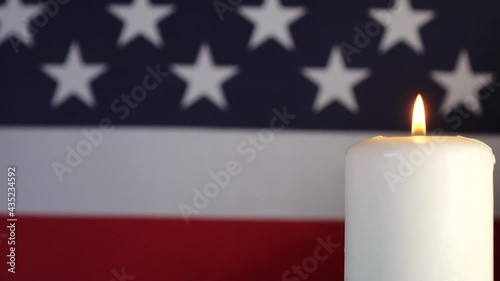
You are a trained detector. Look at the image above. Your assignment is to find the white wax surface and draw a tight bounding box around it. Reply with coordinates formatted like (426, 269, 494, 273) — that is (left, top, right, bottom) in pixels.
(345, 136, 495, 281)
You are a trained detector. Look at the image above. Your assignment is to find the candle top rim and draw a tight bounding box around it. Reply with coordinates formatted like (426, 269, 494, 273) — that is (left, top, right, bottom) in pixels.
(364, 135, 488, 145)
(348, 136, 495, 163)
(351, 135, 494, 151)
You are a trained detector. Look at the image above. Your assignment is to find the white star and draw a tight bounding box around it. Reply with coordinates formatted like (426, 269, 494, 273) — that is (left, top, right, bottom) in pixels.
(107, 0, 175, 48)
(431, 51, 495, 116)
(369, 0, 435, 54)
(0, 0, 43, 47)
(238, 0, 306, 50)
(41, 42, 107, 109)
(171, 43, 238, 110)
(302, 47, 370, 113)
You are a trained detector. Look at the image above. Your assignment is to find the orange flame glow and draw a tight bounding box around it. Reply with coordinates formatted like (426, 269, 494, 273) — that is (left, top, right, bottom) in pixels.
(412, 94, 426, 136)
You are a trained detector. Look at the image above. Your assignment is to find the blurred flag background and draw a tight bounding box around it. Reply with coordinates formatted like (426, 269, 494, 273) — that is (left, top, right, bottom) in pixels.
(1, 0, 500, 280)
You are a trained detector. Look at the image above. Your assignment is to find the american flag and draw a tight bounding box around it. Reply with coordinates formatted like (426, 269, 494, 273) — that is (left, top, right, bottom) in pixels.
(1, 0, 500, 280)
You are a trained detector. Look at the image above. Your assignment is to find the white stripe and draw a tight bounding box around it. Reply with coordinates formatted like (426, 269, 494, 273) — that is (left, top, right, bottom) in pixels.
(1, 127, 499, 219)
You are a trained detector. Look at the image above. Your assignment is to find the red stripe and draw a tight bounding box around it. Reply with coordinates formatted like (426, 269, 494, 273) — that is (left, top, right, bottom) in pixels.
(0, 217, 499, 281)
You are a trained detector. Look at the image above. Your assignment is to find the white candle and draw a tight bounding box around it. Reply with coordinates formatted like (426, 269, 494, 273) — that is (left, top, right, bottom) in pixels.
(345, 95, 495, 281)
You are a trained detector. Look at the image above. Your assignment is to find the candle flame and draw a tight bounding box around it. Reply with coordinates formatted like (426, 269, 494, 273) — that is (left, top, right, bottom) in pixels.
(412, 94, 426, 136)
